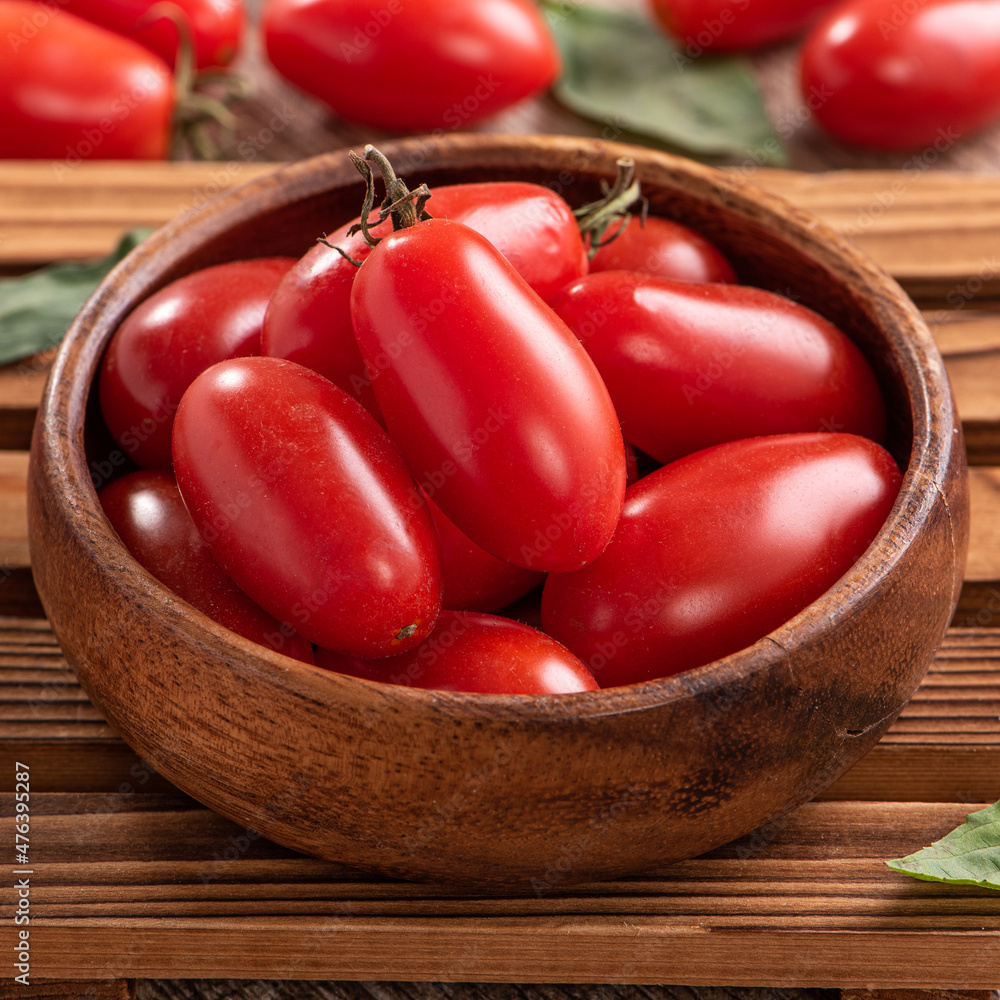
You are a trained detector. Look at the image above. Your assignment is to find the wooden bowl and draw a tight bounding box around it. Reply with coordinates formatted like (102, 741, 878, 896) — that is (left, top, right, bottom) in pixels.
(28, 135, 968, 886)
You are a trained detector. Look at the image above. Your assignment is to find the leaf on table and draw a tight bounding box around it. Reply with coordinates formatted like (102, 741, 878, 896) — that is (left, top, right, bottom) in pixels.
(887, 800, 1000, 890)
(543, 3, 784, 164)
(0, 227, 153, 368)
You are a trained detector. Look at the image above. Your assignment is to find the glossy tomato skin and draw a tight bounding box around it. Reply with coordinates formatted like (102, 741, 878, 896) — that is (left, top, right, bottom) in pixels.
(801, 0, 1000, 149)
(588, 215, 736, 284)
(425, 496, 544, 613)
(262, 0, 560, 130)
(317, 611, 598, 694)
(0, 1, 173, 159)
(63, 0, 244, 69)
(99, 470, 315, 664)
(542, 433, 902, 687)
(651, 0, 836, 51)
(100, 258, 294, 470)
(350, 218, 626, 573)
(262, 182, 588, 417)
(550, 271, 886, 465)
(172, 357, 442, 657)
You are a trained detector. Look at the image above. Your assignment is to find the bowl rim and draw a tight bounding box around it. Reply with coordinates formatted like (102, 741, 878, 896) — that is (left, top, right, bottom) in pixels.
(35, 132, 957, 720)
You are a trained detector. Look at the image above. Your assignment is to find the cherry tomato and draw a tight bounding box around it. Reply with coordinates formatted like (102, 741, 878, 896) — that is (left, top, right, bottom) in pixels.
(800, 0, 1000, 149)
(262, 182, 587, 417)
(350, 218, 626, 572)
(0, 1, 174, 159)
(542, 433, 902, 687)
(425, 495, 544, 613)
(317, 611, 598, 694)
(588, 215, 736, 284)
(63, 0, 244, 69)
(100, 470, 315, 663)
(261, 0, 560, 130)
(549, 271, 886, 465)
(99, 258, 294, 470)
(172, 357, 442, 656)
(651, 0, 836, 51)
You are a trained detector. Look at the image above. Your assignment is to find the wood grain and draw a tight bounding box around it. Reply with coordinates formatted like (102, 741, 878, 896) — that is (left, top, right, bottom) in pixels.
(2, 795, 1000, 986)
(0, 164, 997, 301)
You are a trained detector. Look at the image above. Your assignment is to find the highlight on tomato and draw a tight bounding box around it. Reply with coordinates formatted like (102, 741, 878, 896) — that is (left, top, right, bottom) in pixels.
(171, 356, 443, 657)
(100, 470, 316, 663)
(542, 433, 902, 687)
(317, 611, 599, 694)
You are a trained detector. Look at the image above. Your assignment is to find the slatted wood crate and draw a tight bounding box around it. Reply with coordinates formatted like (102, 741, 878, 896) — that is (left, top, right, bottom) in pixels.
(2, 162, 1000, 999)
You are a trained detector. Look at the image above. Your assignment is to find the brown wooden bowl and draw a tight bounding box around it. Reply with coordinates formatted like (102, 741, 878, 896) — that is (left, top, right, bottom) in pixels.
(28, 134, 968, 887)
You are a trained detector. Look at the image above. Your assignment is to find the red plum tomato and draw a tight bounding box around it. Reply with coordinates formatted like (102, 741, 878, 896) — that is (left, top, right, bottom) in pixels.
(171, 356, 442, 656)
(63, 0, 244, 69)
(350, 218, 626, 573)
(0, 1, 174, 159)
(100, 257, 294, 469)
(424, 494, 544, 613)
(550, 271, 886, 465)
(542, 433, 902, 687)
(800, 0, 1000, 149)
(588, 215, 736, 284)
(261, 0, 560, 131)
(651, 0, 837, 51)
(262, 182, 588, 418)
(317, 611, 598, 694)
(99, 470, 315, 663)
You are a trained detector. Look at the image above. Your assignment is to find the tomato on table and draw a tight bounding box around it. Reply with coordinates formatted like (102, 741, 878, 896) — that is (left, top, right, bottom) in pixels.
(0, 1, 174, 159)
(542, 433, 902, 687)
(651, 0, 836, 51)
(550, 271, 886, 465)
(63, 0, 244, 69)
(172, 356, 442, 657)
(800, 0, 1000, 149)
(317, 611, 598, 694)
(99, 257, 294, 469)
(261, 0, 560, 130)
(100, 470, 315, 663)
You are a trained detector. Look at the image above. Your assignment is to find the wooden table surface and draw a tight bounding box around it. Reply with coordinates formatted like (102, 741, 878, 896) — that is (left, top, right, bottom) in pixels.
(6, 1, 1000, 997)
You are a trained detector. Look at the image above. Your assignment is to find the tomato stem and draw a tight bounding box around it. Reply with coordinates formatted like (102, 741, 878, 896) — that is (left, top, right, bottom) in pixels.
(346, 145, 433, 250)
(574, 158, 646, 258)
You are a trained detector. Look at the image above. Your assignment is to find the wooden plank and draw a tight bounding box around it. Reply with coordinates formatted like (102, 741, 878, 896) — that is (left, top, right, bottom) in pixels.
(2, 164, 1000, 300)
(0, 796, 999, 986)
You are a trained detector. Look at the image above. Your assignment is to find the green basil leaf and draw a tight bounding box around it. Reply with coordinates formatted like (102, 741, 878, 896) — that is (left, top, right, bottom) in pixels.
(543, 3, 784, 164)
(0, 227, 153, 368)
(887, 801, 1000, 890)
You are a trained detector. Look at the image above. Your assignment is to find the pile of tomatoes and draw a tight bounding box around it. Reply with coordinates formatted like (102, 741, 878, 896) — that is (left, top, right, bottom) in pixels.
(653, 0, 1000, 151)
(96, 148, 901, 695)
